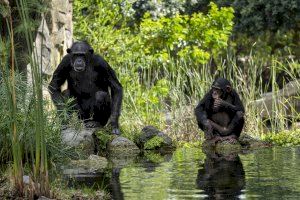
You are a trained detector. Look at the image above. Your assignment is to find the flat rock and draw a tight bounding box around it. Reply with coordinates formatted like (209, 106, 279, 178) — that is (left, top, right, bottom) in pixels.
(63, 155, 108, 176)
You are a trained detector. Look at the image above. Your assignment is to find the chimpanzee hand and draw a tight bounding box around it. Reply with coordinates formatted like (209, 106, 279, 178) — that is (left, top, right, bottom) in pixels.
(213, 98, 228, 112)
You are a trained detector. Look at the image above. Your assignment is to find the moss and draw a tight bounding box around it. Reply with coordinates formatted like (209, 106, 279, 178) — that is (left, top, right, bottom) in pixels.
(95, 128, 114, 151)
(144, 136, 164, 150)
(215, 141, 242, 155)
(263, 130, 300, 146)
(144, 151, 164, 163)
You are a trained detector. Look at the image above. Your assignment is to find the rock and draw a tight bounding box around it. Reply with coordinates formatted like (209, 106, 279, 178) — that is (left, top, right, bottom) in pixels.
(253, 79, 300, 119)
(202, 139, 242, 155)
(62, 127, 98, 156)
(136, 126, 174, 151)
(239, 134, 271, 149)
(63, 155, 108, 176)
(108, 136, 140, 155)
(106, 136, 140, 168)
(215, 140, 242, 154)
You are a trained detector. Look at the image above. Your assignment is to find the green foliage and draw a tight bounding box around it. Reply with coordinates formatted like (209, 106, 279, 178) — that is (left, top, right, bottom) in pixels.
(144, 136, 164, 150)
(140, 2, 234, 64)
(73, 0, 300, 145)
(95, 128, 114, 151)
(73, 0, 140, 65)
(233, 0, 300, 35)
(263, 130, 300, 146)
(144, 151, 164, 163)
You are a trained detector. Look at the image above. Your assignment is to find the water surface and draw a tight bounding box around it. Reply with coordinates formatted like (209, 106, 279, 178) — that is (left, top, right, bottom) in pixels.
(115, 147, 300, 200)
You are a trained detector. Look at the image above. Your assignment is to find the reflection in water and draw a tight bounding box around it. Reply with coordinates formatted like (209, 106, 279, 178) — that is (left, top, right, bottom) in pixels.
(65, 167, 124, 200)
(196, 150, 245, 199)
(110, 168, 124, 200)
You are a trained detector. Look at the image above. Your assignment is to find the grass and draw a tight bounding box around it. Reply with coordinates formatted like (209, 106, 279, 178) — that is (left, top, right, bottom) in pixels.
(117, 53, 300, 145)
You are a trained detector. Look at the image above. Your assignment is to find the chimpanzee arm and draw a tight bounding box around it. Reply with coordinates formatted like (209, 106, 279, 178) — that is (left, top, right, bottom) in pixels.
(103, 61, 123, 129)
(221, 90, 245, 113)
(48, 55, 70, 110)
(195, 92, 212, 128)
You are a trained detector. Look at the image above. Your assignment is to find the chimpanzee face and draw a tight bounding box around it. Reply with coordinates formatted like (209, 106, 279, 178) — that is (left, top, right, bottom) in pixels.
(67, 41, 94, 72)
(211, 78, 232, 99)
(212, 86, 223, 99)
(71, 54, 87, 72)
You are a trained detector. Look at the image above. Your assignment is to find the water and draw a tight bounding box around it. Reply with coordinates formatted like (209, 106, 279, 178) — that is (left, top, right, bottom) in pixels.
(108, 146, 300, 200)
(64, 146, 300, 199)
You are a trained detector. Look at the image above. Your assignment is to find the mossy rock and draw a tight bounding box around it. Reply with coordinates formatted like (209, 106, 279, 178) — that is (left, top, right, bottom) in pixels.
(144, 151, 165, 163)
(108, 136, 140, 156)
(137, 126, 174, 151)
(94, 128, 115, 152)
(215, 140, 242, 155)
(202, 139, 242, 155)
(239, 134, 271, 149)
(144, 136, 165, 150)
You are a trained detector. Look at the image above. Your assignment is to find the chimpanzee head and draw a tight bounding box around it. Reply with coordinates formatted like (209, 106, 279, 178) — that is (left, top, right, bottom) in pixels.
(211, 78, 232, 99)
(67, 41, 94, 72)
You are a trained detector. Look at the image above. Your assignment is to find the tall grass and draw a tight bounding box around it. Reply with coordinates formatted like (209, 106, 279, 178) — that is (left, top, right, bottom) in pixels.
(16, 0, 50, 195)
(0, 0, 51, 197)
(0, 2, 24, 194)
(117, 52, 300, 142)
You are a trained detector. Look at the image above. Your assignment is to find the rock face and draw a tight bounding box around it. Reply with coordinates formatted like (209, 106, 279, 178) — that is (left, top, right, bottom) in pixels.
(62, 127, 97, 156)
(136, 126, 174, 151)
(253, 79, 300, 119)
(30, 0, 73, 78)
(27, 0, 73, 102)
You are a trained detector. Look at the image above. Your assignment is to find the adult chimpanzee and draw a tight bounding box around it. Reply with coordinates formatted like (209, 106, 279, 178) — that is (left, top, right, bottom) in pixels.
(48, 41, 123, 135)
(194, 78, 244, 143)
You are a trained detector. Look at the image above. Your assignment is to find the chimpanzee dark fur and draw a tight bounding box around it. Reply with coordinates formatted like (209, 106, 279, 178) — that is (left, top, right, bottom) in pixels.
(195, 78, 245, 142)
(48, 41, 123, 135)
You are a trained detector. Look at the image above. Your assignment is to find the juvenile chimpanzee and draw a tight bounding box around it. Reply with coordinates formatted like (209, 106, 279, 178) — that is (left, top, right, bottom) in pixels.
(48, 41, 123, 135)
(194, 78, 244, 143)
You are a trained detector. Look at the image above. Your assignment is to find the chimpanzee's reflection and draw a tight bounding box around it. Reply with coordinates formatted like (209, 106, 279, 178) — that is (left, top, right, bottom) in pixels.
(110, 167, 124, 200)
(196, 150, 245, 199)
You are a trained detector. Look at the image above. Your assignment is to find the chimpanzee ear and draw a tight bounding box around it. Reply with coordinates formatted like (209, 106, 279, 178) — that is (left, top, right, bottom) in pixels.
(67, 48, 72, 54)
(226, 85, 232, 93)
(89, 48, 94, 54)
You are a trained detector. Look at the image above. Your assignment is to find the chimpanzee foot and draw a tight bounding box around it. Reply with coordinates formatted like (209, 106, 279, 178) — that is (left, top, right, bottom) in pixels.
(112, 128, 121, 136)
(210, 135, 222, 145)
(221, 135, 237, 144)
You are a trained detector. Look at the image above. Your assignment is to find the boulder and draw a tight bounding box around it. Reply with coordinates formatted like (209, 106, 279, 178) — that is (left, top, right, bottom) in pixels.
(253, 79, 300, 119)
(108, 136, 140, 156)
(202, 139, 242, 155)
(61, 127, 98, 156)
(136, 126, 174, 151)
